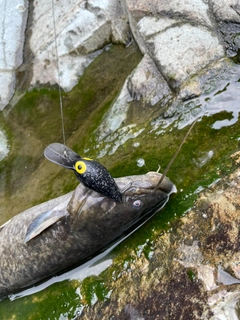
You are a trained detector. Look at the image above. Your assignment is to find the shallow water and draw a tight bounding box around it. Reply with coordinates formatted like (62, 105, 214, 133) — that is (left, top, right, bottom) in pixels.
(0, 45, 240, 319)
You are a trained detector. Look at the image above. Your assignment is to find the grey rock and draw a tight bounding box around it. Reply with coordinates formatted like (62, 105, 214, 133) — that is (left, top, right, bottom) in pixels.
(1, 0, 240, 108)
(0, 0, 130, 109)
(29, 0, 130, 92)
(0, 129, 9, 161)
(0, 0, 28, 110)
(127, 54, 172, 106)
(143, 22, 224, 89)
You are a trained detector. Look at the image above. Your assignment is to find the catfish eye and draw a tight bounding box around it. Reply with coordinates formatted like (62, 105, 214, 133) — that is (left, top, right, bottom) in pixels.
(133, 200, 142, 208)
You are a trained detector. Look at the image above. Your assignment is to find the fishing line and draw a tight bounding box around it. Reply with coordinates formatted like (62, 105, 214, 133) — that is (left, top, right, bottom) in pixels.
(51, 0, 66, 145)
(155, 119, 197, 190)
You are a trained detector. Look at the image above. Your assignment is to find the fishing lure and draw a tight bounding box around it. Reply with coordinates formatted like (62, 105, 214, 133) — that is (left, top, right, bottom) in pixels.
(44, 143, 122, 202)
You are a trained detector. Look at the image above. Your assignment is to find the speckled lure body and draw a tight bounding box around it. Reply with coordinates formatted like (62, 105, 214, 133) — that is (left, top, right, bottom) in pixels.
(44, 143, 122, 202)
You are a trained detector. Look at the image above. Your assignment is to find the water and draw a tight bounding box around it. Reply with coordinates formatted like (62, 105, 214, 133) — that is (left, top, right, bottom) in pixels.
(0, 46, 239, 319)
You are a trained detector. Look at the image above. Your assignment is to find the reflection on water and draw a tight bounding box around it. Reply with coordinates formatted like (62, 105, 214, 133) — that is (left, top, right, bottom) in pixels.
(192, 150, 214, 168)
(9, 250, 113, 301)
(151, 70, 240, 134)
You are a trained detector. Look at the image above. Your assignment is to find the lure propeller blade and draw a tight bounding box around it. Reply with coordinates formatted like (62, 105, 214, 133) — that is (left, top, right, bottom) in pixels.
(44, 143, 122, 202)
(44, 143, 81, 169)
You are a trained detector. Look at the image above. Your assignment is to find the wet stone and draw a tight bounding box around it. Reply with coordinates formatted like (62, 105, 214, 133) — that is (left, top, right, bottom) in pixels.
(127, 54, 172, 106)
(141, 23, 225, 89)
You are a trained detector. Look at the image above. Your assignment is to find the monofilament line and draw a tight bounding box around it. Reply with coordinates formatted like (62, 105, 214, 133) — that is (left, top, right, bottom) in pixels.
(51, 0, 66, 145)
(155, 119, 197, 190)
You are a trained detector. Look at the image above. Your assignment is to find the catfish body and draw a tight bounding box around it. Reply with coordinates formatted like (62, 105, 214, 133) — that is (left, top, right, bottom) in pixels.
(0, 173, 174, 299)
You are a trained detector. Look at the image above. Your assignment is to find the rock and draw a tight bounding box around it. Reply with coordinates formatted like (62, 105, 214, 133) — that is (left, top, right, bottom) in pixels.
(211, 0, 240, 23)
(125, 0, 212, 27)
(1, 0, 240, 109)
(127, 0, 225, 90)
(0, 0, 130, 109)
(28, 0, 130, 92)
(127, 54, 172, 106)
(95, 53, 172, 142)
(95, 79, 132, 142)
(0, 72, 16, 111)
(0, 0, 28, 110)
(143, 22, 224, 89)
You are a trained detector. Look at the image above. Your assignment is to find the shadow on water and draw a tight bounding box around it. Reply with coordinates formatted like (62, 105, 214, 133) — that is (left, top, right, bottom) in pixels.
(0, 44, 240, 319)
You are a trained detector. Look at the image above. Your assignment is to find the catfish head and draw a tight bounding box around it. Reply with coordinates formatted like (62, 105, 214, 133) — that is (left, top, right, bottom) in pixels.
(25, 172, 175, 247)
(65, 172, 176, 245)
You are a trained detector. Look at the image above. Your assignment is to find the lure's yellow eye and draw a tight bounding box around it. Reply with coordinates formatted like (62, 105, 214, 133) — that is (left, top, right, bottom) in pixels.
(75, 161, 87, 174)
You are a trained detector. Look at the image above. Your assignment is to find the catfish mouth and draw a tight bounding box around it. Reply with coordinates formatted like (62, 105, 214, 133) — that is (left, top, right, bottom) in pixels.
(117, 173, 175, 241)
(136, 172, 175, 195)
(145, 172, 175, 194)
(120, 172, 175, 199)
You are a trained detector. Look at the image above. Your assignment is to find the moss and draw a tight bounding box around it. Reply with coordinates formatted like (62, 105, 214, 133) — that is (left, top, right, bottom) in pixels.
(80, 277, 109, 306)
(187, 269, 197, 282)
(0, 281, 82, 320)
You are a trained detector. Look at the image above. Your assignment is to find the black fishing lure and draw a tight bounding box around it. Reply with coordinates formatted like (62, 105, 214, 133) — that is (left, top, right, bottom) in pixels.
(44, 143, 122, 202)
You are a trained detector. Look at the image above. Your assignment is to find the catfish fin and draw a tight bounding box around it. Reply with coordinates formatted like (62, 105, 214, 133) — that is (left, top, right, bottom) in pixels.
(24, 209, 68, 243)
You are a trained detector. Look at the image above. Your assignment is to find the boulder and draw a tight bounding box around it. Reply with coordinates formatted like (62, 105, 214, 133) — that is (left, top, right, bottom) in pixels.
(0, 0, 28, 110)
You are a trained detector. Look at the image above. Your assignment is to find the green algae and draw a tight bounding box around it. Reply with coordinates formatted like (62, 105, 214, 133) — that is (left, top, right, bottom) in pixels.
(0, 281, 82, 320)
(186, 269, 198, 283)
(80, 277, 110, 306)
